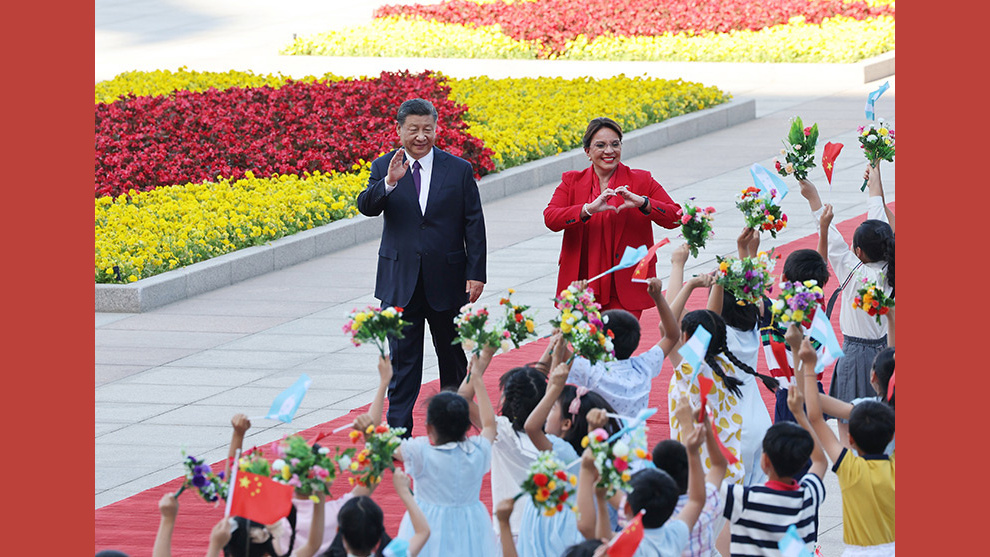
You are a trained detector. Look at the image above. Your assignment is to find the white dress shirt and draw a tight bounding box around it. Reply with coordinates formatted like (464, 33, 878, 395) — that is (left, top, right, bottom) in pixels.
(385, 148, 434, 214)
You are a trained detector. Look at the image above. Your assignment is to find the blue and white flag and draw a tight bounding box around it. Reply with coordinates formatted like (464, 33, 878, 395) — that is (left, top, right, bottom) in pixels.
(778, 525, 813, 557)
(808, 309, 844, 374)
(679, 325, 712, 383)
(588, 244, 649, 282)
(865, 81, 890, 121)
(750, 163, 789, 203)
(261, 374, 312, 423)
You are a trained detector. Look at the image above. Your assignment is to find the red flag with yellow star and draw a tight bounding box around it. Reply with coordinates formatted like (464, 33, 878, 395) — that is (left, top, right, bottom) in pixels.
(607, 510, 646, 557)
(229, 471, 294, 525)
(630, 238, 671, 283)
(821, 142, 844, 184)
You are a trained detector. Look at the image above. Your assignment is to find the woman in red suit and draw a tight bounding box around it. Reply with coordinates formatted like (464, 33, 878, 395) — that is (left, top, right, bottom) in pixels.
(544, 117, 681, 319)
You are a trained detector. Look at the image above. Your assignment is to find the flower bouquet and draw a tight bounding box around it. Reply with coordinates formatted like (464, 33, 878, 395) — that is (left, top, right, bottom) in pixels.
(771, 280, 825, 325)
(852, 277, 893, 325)
(858, 118, 895, 191)
(775, 116, 819, 180)
(715, 250, 777, 305)
(518, 451, 578, 517)
(343, 305, 410, 357)
(272, 435, 352, 501)
(179, 450, 227, 503)
(736, 186, 787, 238)
(677, 200, 715, 258)
(496, 288, 538, 351)
(452, 303, 502, 355)
(345, 424, 406, 488)
(550, 284, 614, 365)
(580, 429, 648, 497)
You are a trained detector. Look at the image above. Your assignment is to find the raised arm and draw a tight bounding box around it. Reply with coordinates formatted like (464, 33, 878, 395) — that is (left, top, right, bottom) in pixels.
(673, 421, 707, 531)
(369, 355, 393, 427)
(577, 448, 603, 540)
(205, 518, 232, 557)
(223, 414, 251, 481)
(457, 353, 484, 430)
(293, 493, 326, 557)
(524, 359, 571, 452)
(646, 277, 681, 360)
(817, 204, 834, 265)
(394, 469, 431, 556)
(797, 178, 824, 213)
(472, 345, 499, 442)
(797, 338, 844, 465)
(664, 243, 690, 306)
(152, 494, 178, 557)
(865, 163, 894, 231)
(784, 337, 828, 480)
(706, 282, 724, 316)
(737, 227, 760, 259)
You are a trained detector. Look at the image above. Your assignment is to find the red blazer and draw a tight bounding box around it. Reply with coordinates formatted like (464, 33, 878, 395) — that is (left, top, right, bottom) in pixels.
(543, 163, 681, 311)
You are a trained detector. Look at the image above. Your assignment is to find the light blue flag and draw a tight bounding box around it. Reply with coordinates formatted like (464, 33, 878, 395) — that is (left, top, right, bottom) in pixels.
(263, 374, 312, 423)
(778, 525, 813, 557)
(382, 538, 410, 557)
(865, 81, 890, 121)
(587, 244, 649, 282)
(750, 163, 788, 203)
(607, 407, 659, 443)
(808, 309, 844, 374)
(679, 325, 712, 384)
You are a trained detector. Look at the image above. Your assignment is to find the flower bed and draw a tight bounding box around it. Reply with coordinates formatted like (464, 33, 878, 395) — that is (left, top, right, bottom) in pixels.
(95, 71, 492, 198)
(95, 70, 729, 283)
(95, 170, 366, 283)
(282, 0, 894, 62)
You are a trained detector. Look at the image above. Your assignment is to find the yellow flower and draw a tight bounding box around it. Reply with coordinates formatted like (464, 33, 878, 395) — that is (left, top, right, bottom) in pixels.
(526, 319, 534, 333)
(508, 288, 515, 294)
(548, 480, 556, 491)
(581, 436, 590, 448)
(560, 322, 572, 334)
(621, 472, 631, 482)
(366, 425, 375, 434)
(282, 466, 292, 480)
(791, 310, 804, 322)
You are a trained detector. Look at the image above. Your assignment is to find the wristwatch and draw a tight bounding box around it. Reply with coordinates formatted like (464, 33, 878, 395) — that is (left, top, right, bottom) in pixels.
(638, 196, 651, 215)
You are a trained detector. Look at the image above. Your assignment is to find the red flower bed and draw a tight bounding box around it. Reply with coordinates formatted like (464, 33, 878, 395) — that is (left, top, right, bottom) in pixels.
(94, 71, 495, 197)
(375, 0, 894, 56)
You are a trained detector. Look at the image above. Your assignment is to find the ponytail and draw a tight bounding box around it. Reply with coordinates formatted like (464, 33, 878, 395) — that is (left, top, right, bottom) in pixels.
(854, 219, 895, 296)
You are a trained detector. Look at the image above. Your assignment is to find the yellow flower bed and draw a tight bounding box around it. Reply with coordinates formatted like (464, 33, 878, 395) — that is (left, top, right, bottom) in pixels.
(95, 169, 367, 283)
(280, 18, 538, 59)
(283, 16, 893, 63)
(94, 67, 347, 104)
(447, 75, 729, 171)
(561, 16, 895, 63)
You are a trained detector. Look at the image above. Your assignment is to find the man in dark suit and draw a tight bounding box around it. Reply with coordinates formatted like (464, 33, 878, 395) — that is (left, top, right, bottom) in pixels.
(357, 98, 487, 434)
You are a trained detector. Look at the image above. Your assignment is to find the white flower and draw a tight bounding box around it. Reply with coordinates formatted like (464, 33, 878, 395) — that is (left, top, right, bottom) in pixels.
(604, 339, 614, 353)
(572, 310, 583, 320)
(338, 455, 351, 470)
(731, 260, 743, 273)
(500, 339, 513, 352)
(793, 144, 801, 150)
(773, 299, 786, 312)
(867, 135, 877, 142)
(318, 447, 330, 455)
(612, 441, 630, 458)
(272, 459, 286, 471)
(381, 308, 396, 317)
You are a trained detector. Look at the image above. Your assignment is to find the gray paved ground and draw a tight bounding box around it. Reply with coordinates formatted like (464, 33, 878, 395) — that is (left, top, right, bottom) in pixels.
(96, 1, 895, 553)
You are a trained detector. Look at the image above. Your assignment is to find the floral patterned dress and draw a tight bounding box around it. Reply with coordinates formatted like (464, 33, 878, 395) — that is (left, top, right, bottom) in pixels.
(668, 355, 746, 485)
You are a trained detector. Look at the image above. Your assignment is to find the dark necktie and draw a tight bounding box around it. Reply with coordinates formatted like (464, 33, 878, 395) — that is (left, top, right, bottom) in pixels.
(412, 160, 422, 197)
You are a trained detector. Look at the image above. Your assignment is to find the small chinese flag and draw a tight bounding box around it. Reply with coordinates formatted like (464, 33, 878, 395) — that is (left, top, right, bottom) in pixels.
(630, 238, 671, 282)
(228, 472, 294, 525)
(821, 142, 844, 185)
(607, 510, 646, 557)
(697, 376, 714, 422)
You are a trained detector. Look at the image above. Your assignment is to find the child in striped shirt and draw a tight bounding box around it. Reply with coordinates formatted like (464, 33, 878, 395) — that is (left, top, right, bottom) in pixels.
(722, 326, 828, 555)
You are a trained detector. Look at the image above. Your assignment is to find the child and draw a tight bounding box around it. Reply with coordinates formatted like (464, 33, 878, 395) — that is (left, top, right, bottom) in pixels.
(759, 247, 831, 424)
(706, 228, 779, 486)
(269, 357, 390, 555)
(666, 309, 750, 485)
(563, 277, 681, 421)
(328, 469, 430, 557)
(515, 360, 618, 555)
(810, 346, 895, 455)
(799, 169, 894, 443)
(370, 351, 498, 556)
(457, 344, 548, 541)
(797, 336, 895, 555)
(578, 419, 708, 556)
(653, 393, 729, 557)
(722, 328, 828, 556)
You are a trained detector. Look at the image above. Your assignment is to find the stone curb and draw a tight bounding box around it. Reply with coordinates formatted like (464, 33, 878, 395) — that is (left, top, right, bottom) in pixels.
(96, 97, 756, 313)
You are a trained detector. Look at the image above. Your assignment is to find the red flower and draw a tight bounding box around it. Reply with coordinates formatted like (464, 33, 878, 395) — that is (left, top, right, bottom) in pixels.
(555, 470, 568, 481)
(775, 160, 782, 171)
(515, 312, 524, 323)
(394, 307, 404, 313)
(613, 457, 629, 472)
(533, 473, 549, 487)
(878, 306, 889, 315)
(559, 491, 569, 502)
(804, 126, 813, 136)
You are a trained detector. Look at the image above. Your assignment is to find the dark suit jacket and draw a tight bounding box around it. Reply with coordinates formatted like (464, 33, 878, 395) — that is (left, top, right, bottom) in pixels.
(357, 147, 487, 312)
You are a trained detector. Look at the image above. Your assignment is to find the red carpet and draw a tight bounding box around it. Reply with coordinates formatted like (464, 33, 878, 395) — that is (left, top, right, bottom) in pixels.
(95, 206, 888, 555)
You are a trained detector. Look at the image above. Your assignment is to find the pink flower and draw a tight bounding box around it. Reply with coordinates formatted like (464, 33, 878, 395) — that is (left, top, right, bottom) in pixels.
(680, 214, 692, 224)
(804, 126, 812, 136)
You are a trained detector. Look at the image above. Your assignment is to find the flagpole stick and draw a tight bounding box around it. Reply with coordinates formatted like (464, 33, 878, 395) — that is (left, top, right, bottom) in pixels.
(224, 448, 240, 518)
(332, 422, 355, 434)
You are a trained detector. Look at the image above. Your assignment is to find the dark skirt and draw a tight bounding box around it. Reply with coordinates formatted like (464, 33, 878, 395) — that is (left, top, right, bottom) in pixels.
(828, 334, 888, 413)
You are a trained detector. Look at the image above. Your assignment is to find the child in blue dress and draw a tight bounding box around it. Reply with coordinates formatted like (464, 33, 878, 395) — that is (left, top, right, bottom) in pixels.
(515, 359, 621, 556)
(369, 352, 498, 557)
